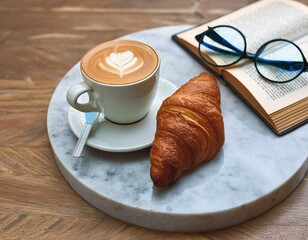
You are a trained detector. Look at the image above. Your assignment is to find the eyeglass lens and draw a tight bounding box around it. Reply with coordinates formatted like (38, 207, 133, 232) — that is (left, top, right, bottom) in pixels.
(255, 40, 305, 83)
(200, 26, 245, 66)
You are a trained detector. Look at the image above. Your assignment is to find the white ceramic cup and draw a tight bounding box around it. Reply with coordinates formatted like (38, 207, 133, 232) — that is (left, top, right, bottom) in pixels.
(66, 41, 160, 124)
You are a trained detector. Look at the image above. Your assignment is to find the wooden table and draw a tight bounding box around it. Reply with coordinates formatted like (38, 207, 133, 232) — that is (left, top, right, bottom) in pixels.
(1, 0, 307, 239)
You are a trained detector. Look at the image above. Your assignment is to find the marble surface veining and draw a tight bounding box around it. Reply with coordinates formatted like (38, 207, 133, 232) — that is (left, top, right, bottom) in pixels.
(47, 25, 308, 232)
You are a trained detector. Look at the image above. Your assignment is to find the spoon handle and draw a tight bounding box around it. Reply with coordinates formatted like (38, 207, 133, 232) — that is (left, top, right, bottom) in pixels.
(72, 123, 92, 157)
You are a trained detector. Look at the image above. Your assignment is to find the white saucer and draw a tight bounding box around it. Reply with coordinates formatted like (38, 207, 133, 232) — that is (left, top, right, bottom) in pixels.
(68, 77, 177, 152)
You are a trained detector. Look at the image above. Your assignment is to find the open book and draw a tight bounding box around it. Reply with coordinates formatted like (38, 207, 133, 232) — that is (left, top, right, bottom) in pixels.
(173, 0, 308, 135)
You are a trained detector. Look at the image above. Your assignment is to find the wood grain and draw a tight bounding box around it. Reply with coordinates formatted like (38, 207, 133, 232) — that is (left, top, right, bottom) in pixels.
(0, 0, 307, 239)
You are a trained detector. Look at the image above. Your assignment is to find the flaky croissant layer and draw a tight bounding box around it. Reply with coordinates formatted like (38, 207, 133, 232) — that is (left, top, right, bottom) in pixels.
(150, 72, 225, 187)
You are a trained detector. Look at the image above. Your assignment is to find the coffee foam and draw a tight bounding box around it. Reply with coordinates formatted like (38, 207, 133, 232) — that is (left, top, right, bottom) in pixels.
(101, 50, 143, 78)
(81, 40, 158, 85)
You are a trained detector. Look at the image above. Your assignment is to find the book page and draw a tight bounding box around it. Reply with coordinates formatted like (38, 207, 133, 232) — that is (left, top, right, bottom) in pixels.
(223, 0, 308, 52)
(176, 0, 308, 55)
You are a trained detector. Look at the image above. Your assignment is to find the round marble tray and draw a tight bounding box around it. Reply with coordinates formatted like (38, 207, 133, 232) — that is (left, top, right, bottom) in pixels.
(47, 25, 308, 232)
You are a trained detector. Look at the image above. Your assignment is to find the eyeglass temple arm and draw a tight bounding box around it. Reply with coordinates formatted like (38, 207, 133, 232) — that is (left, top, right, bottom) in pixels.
(197, 33, 305, 72)
(200, 41, 240, 56)
(196, 30, 246, 59)
(256, 58, 305, 71)
(304, 60, 308, 72)
(204, 29, 243, 54)
(200, 40, 302, 71)
(255, 43, 307, 72)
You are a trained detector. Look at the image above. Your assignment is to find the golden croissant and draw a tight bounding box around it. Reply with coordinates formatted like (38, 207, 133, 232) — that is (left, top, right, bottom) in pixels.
(150, 72, 225, 187)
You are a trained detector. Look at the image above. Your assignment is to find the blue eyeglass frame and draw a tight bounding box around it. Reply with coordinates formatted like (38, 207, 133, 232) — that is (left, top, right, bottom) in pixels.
(195, 25, 308, 83)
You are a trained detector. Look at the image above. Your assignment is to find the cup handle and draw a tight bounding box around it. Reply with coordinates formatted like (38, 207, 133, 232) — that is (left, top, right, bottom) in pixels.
(66, 82, 97, 112)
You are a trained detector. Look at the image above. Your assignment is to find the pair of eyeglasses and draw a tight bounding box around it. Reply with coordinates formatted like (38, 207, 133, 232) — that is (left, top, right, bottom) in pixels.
(195, 25, 308, 83)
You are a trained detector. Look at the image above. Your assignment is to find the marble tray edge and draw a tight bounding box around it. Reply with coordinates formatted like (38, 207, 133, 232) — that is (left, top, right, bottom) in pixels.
(52, 149, 307, 232)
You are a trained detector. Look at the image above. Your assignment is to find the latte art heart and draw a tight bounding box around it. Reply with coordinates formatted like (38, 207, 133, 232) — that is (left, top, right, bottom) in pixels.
(81, 40, 158, 85)
(98, 51, 144, 78)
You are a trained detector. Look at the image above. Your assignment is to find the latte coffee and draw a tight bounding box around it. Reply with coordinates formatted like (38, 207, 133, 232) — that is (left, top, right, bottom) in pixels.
(67, 40, 160, 124)
(81, 40, 159, 85)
